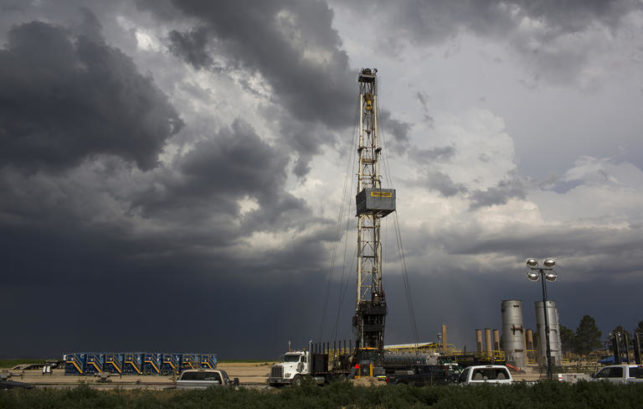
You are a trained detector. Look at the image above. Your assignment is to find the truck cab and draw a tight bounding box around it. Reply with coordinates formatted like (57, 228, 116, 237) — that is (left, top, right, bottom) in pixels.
(268, 351, 310, 386)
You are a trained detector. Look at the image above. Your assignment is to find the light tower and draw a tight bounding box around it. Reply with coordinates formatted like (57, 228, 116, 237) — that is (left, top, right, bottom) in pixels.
(353, 68, 396, 366)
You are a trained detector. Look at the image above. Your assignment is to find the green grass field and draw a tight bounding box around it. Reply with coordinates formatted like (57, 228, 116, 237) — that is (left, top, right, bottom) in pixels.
(1, 381, 642, 409)
(0, 359, 49, 369)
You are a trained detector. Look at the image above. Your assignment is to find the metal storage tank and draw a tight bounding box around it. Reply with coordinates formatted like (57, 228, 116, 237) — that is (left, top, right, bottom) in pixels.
(535, 301, 562, 366)
(501, 300, 526, 368)
(475, 329, 483, 353)
(485, 328, 493, 356)
(441, 324, 448, 352)
(526, 329, 534, 350)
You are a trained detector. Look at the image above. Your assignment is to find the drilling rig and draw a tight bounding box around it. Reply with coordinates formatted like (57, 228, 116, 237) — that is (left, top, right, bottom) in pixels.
(353, 68, 396, 368)
(268, 69, 397, 386)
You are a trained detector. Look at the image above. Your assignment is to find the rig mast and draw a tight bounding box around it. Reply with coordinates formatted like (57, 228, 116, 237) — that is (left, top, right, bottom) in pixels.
(353, 68, 396, 364)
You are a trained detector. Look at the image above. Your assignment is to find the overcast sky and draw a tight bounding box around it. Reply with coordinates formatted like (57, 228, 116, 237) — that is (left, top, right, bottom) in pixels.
(1, 0, 642, 360)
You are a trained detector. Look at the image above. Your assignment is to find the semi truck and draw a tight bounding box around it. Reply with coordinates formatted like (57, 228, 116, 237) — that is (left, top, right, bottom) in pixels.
(267, 346, 352, 386)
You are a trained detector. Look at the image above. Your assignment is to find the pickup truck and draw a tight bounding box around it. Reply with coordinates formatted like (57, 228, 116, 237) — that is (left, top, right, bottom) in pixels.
(385, 365, 457, 386)
(176, 369, 238, 389)
(457, 365, 513, 385)
(591, 364, 643, 384)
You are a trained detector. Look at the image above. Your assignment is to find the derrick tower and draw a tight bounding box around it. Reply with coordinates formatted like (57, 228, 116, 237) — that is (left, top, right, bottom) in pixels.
(353, 68, 396, 364)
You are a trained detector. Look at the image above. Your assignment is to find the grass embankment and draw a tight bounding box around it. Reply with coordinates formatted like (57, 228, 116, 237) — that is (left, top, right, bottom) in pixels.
(0, 359, 48, 369)
(1, 381, 642, 409)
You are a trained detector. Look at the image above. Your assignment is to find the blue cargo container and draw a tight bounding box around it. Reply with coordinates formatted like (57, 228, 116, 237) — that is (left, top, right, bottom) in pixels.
(180, 353, 199, 370)
(200, 353, 217, 369)
(63, 351, 218, 375)
(123, 352, 143, 375)
(85, 353, 103, 374)
(64, 353, 86, 375)
(142, 352, 161, 375)
(160, 353, 179, 375)
(103, 353, 123, 374)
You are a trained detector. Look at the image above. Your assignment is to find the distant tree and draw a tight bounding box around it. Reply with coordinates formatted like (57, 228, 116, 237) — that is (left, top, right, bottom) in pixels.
(636, 320, 643, 334)
(560, 324, 576, 354)
(575, 315, 602, 355)
(610, 325, 631, 340)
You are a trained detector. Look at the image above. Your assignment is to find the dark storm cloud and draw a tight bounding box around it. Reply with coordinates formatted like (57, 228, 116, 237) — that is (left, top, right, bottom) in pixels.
(179, 121, 312, 233)
(181, 121, 288, 200)
(541, 177, 584, 194)
(0, 215, 338, 359)
(424, 220, 643, 291)
(408, 147, 464, 196)
(340, 0, 642, 84)
(141, 0, 412, 171)
(131, 120, 310, 238)
(143, 0, 354, 128)
(0, 116, 333, 360)
(425, 170, 467, 197)
(0, 10, 327, 363)
(0, 20, 182, 172)
(445, 223, 643, 260)
(511, 0, 636, 32)
(379, 110, 411, 154)
(469, 176, 526, 208)
(416, 92, 434, 125)
(0, 9, 335, 365)
(411, 146, 456, 163)
(276, 114, 328, 177)
(168, 26, 213, 70)
(347, 0, 640, 42)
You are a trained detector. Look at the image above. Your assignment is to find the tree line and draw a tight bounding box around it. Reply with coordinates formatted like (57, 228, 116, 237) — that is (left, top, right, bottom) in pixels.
(558, 316, 643, 356)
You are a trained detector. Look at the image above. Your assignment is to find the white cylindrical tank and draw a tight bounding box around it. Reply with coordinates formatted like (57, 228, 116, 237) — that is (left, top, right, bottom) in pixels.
(535, 300, 562, 366)
(501, 300, 526, 368)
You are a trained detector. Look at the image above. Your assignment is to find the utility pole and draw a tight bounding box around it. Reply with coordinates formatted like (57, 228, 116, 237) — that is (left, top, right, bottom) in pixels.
(526, 258, 558, 380)
(353, 68, 396, 367)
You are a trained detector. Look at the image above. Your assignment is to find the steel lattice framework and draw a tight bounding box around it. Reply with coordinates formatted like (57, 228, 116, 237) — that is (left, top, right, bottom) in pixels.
(353, 68, 395, 359)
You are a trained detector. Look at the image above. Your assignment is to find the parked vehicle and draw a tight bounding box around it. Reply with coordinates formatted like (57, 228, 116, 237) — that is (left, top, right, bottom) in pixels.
(269, 350, 334, 386)
(591, 364, 643, 384)
(176, 369, 237, 389)
(555, 372, 590, 383)
(268, 349, 351, 386)
(269, 351, 308, 386)
(457, 365, 513, 385)
(385, 365, 457, 386)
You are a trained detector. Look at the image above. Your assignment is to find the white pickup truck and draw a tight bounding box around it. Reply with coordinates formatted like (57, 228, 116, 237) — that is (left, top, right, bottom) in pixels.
(176, 369, 237, 389)
(591, 364, 643, 384)
(457, 365, 513, 385)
